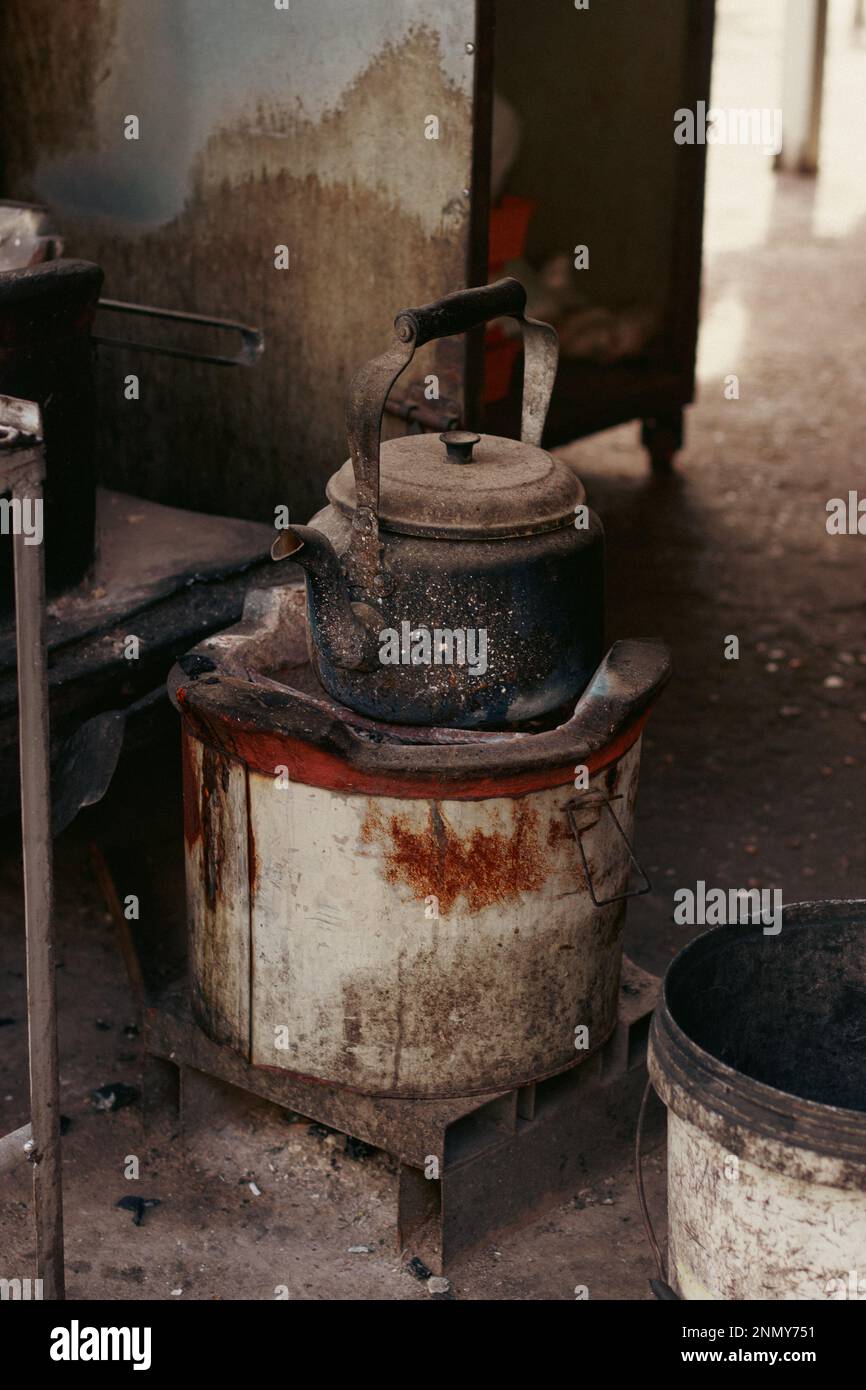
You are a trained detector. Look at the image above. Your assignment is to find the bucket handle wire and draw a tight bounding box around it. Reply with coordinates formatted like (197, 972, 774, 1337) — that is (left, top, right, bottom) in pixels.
(635, 1078, 680, 1300)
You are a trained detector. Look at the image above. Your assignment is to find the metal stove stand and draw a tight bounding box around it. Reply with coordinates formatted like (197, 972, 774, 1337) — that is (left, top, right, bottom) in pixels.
(143, 958, 660, 1274)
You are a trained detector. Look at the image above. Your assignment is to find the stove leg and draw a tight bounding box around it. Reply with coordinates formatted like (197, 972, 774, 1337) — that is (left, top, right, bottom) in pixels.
(641, 410, 683, 474)
(398, 1163, 443, 1275)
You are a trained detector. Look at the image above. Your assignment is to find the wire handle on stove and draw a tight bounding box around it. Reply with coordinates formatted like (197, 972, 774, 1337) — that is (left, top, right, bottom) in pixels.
(565, 794, 652, 905)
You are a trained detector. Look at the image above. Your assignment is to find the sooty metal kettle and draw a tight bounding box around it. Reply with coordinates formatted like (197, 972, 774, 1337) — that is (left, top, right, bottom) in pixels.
(273, 278, 603, 728)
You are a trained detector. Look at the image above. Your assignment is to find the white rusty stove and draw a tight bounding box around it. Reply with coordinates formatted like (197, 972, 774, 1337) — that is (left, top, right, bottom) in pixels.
(169, 581, 669, 1100)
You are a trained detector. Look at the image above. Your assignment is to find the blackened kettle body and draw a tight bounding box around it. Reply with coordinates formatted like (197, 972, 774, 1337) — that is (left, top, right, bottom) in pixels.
(273, 278, 603, 728)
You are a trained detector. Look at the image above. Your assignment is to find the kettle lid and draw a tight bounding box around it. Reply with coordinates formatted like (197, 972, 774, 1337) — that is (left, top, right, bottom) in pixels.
(326, 430, 585, 539)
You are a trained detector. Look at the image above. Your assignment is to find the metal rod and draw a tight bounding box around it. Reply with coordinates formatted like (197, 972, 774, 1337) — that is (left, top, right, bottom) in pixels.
(0, 1122, 33, 1176)
(95, 299, 264, 367)
(775, 0, 828, 174)
(634, 1078, 679, 1300)
(12, 459, 65, 1300)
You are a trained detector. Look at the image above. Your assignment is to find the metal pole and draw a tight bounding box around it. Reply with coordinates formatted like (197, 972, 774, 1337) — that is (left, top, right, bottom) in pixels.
(10, 445, 65, 1299)
(775, 0, 829, 174)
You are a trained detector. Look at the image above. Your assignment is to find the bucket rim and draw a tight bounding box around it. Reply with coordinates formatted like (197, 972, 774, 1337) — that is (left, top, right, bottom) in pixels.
(648, 900, 866, 1188)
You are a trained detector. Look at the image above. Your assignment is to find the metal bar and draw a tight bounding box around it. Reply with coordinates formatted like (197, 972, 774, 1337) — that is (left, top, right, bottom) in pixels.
(463, 0, 497, 426)
(666, 0, 715, 394)
(775, 0, 828, 174)
(0, 1122, 33, 1176)
(9, 431, 65, 1299)
(95, 299, 264, 368)
(383, 387, 460, 433)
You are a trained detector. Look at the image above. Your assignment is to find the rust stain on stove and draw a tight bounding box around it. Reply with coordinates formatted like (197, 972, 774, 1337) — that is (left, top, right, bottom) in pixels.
(244, 767, 259, 901)
(181, 729, 202, 849)
(546, 816, 573, 849)
(199, 743, 230, 911)
(361, 801, 548, 914)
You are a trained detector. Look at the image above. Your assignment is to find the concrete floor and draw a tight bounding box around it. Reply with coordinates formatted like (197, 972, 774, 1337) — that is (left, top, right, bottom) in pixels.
(603, 0, 866, 977)
(1, 0, 865, 1301)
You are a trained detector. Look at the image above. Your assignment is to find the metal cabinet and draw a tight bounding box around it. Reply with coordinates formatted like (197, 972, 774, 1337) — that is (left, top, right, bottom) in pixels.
(482, 0, 715, 471)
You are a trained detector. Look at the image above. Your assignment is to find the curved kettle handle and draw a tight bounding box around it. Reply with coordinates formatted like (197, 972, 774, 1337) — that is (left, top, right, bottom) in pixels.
(395, 277, 526, 349)
(344, 277, 559, 595)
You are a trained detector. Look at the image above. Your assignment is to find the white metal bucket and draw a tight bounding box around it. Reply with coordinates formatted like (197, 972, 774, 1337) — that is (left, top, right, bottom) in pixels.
(647, 901, 866, 1300)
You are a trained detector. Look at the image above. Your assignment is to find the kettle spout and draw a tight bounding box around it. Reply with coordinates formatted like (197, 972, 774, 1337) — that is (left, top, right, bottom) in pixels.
(272, 525, 380, 671)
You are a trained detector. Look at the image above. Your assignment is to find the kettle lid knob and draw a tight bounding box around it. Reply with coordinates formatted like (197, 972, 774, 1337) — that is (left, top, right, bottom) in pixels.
(439, 430, 481, 464)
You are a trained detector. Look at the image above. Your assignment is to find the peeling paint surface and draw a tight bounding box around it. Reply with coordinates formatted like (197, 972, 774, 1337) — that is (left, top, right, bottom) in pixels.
(668, 1112, 866, 1301)
(13, 3, 474, 230)
(0, 1, 477, 519)
(183, 731, 251, 1054)
(233, 740, 642, 1097)
(360, 800, 548, 915)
